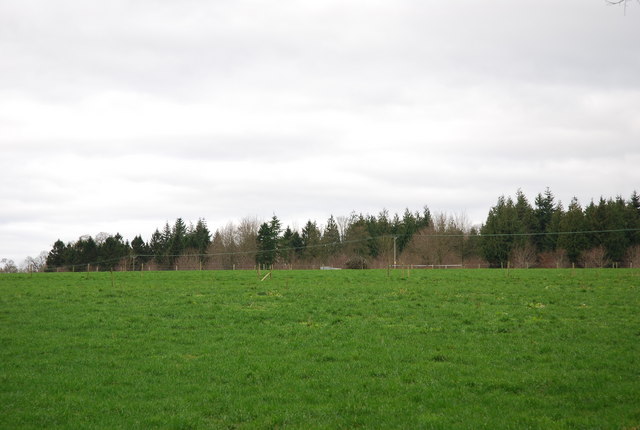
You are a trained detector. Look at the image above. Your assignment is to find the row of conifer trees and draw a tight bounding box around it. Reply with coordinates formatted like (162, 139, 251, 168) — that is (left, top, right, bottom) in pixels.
(45, 189, 640, 271)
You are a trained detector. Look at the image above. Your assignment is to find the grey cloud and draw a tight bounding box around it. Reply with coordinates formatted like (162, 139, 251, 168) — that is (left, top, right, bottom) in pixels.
(1, 0, 639, 264)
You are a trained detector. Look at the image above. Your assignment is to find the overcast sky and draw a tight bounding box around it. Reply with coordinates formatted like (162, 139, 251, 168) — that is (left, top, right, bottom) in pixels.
(1, 0, 639, 265)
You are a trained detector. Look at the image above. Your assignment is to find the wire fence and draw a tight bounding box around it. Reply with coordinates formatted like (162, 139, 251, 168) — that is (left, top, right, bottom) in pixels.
(34, 227, 640, 273)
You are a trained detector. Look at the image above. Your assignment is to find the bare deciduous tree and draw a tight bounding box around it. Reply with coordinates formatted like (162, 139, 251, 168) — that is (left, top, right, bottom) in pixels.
(606, 0, 639, 14)
(510, 243, 537, 268)
(402, 212, 468, 266)
(21, 251, 48, 272)
(335, 215, 350, 242)
(236, 216, 261, 268)
(580, 246, 609, 268)
(625, 245, 640, 268)
(0, 258, 18, 273)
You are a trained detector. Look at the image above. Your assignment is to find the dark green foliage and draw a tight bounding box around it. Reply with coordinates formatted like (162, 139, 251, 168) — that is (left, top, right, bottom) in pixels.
(74, 236, 98, 266)
(533, 188, 557, 252)
(344, 216, 371, 261)
(185, 218, 211, 263)
(583, 198, 628, 263)
(45, 239, 67, 268)
(168, 218, 188, 263)
(279, 227, 303, 264)
(480, 196, 521, 266)
(557, 198, 588, 264)
(148, 228, 166, 264)
(395, 207, 431, 253)
(46, 235, 131, 272)
(321, 215, 342, 262)
(514, 189, 536, 240)
(256, 216, 281, 267)
(42, 190, 640, 270)
(131, 235, 150, 268)
(97, 234, 130, 270)
(626, 191, 640, 247)
(300, 220, 322, 261)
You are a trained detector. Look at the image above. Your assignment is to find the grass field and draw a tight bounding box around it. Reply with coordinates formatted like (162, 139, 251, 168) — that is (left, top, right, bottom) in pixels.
(1, 269, 639, 429)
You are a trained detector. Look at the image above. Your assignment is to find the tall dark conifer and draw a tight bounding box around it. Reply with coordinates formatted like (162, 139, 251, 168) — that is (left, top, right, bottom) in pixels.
(256, 216, 281, 267)
(557, 198, 587, 264)
(46, 240, 67, 269)
(533, 188, 556, 252)
(480, 196, 519, 267)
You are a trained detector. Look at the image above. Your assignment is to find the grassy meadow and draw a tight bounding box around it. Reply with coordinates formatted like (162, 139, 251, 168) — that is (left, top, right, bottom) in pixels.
(1, 268, 639, 429)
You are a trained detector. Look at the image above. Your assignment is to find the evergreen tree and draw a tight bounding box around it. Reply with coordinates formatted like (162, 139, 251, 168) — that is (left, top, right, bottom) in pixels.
(364, 210, 391, 259)
(364, 214, 382, 258)
(131, 235, 150, 268)
(97, 233, 130, 270)
(396, 207, 431, 254)
(169, 218, 188, 262)
(604, 197, 629, 263)
(582, 197, 629, 264)
(279, 227, 303, 265)
(583, 198, 605, 249)
(464, 226, 481, 262)
(46, 239, 67, 270)
(396, 209, 417, 253)
(547, 201, 564, 252)
(557, 198, 588, 264)
(188, 218, 211, 263)
(344, 216, 370, 267)
(533, 188, 556, 252)
(256, 216, 281, 267)
(74, 236, 98, 269)
(149, 228, 166, 265)
(321, 215, 342, 263)
(480, 196, 520, 267)
(301, 220, 322, 261)
(626, 191, 640, 247)
(513, 189, 536, 254)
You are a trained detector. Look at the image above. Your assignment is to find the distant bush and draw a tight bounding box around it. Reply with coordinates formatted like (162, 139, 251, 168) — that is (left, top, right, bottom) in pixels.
(345, 257, 368, 269)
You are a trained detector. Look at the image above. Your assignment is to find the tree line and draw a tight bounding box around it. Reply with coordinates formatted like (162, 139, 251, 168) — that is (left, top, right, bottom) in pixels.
(479, 189, 640, 268)
(35, 189, 640, 272)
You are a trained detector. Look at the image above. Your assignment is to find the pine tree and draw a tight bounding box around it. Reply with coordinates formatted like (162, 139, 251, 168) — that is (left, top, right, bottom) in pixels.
(513, 189, 536, 256)
(321, 215, 342, 263)
(190, 218, 211, 263)
(169, 218, 188, 264)
(301, 220, 322, 262)
(279, 227, 302, 265)
(131, 235, 150, 268)
(98, 233, 130, 270)
(533, 188, 556, 252)
(149, 228, 166, 265)
(74, 236, 98, 269)
(46, 239, 67, 270)
(626, 191, 640, 248)
(480, 195, 520, 267)
(344, 216, 370, 268)
(557, 197, 588, 264)
(256, 216, 281, 267)
(603, 197, 629, 263)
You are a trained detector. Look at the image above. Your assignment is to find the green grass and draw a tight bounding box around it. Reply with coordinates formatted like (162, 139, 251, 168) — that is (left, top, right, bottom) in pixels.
(1, 269, 639, 429)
